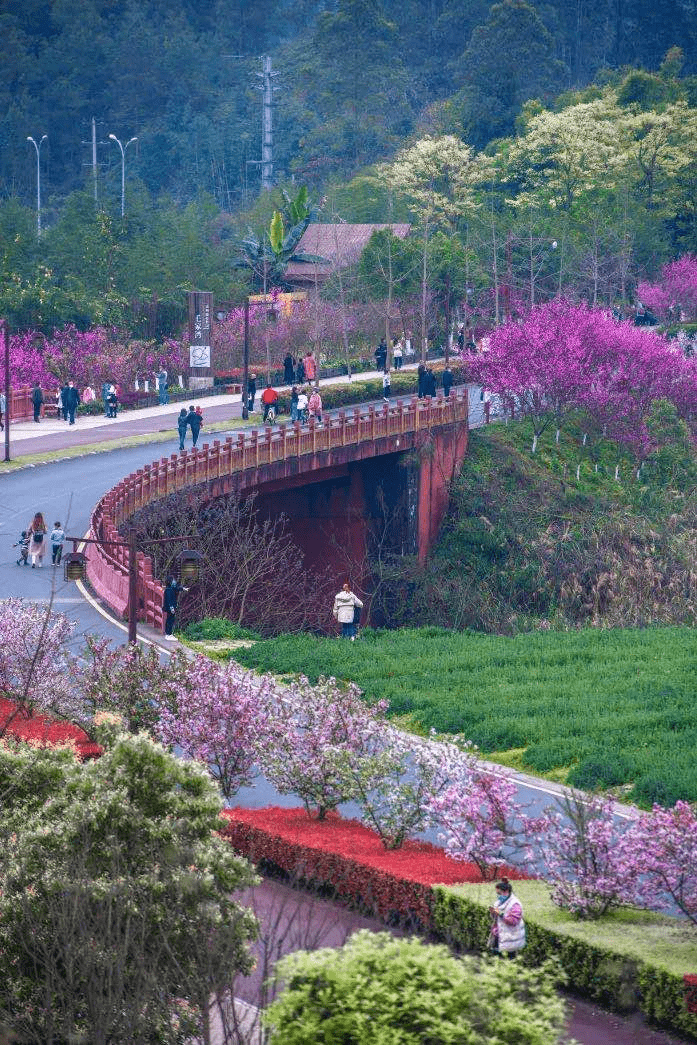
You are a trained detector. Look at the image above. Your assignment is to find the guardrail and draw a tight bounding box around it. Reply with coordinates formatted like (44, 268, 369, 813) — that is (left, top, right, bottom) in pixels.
(88, 389, 469, 635)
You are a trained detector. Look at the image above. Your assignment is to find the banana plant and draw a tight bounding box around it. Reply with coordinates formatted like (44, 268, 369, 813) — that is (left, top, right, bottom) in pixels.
(236, 188, 325, 289)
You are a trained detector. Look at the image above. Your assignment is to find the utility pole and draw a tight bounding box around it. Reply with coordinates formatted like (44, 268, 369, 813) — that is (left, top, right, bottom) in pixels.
(256, 55, 275, 191)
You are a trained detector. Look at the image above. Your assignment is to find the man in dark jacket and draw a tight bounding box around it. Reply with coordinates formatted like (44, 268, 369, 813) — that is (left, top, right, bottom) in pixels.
(186, 404, 202, 447)
(62, 381, 80, 424)
(442, 367, 453, 397)
(31, 384, 44, 422)
(162, 576, 188, 638)
(425, 369, 437, 398)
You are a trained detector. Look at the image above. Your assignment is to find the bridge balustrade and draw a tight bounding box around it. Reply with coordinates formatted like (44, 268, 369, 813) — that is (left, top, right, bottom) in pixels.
(87, 390, 468, 634)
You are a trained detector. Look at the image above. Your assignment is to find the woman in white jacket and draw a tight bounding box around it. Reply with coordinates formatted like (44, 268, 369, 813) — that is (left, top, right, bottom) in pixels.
(332, 582, 363, 640)
(489, 876, 526, 957)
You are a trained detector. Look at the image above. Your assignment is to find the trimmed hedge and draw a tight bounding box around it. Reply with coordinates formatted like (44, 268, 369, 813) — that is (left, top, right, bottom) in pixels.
(432, 881, 697, 1042)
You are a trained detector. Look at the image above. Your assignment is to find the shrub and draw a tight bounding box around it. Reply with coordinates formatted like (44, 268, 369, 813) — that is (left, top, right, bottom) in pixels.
(265, 931, 568, 1045)
(181, 617, 261, 642)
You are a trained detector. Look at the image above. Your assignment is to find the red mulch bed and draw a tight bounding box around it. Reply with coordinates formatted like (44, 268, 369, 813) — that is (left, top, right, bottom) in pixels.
(223, 805, 522, 887)
(0, 697, 102, 759)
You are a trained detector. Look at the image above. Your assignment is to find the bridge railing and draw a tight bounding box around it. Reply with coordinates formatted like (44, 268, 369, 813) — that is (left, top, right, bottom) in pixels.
(87, 390, 468, 634)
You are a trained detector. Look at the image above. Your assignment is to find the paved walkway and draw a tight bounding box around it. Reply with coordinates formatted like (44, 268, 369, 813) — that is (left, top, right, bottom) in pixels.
(5, 363, 429, 460)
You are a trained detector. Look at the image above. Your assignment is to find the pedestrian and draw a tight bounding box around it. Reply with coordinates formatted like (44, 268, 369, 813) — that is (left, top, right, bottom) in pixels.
(195, 404, 203, 426)
(13, 530, 30, 566)
(31, 383, 43, 423)
(283, 353, 295, 384)
(303, 351, 317, 383)
(295, 357, 305, 385)
(332, 581, 363, 641)
(488, 877, 525, 958)
(60, 382, 70, 421)
(457, 326, 465, 352)
(247, 374, 257, 413)
(101, 380, 110, 417)
(290, 385, 299, 422)
(50, 521, 65, 566)
(82, 385, 96, 404)
(63, 381, 80, 424)
(308, 387, 323, 423)
(393, 338, 403, 370)
(296, 388, 309, 423)
(162, 576, 188, 639)
(27, 512, 47, 568)
(106, 386, 118, 418)
(417, 363, 426, 399)
(177, 408, 188, 451)
(425, 368, 437, 398)
(157, 368, 169, 405)
(186, 404, 202, 447)
(382, 369, 391, 401)
(261, 382, 279, 423)
(442, 366, 453, 397)
(374, 338, 387, 372)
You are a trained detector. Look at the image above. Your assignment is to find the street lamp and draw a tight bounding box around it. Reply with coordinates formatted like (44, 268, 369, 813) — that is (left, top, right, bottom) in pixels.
(108, 134, 138, 217)
(26, 134, 47, 238)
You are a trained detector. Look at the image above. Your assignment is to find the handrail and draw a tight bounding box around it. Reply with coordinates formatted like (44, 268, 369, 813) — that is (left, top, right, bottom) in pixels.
(87, 390, 468, 632)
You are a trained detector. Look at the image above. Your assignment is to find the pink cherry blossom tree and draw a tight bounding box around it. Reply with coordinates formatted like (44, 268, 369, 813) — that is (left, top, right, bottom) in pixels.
(626, 801, 697, 925)
(155, 657, 271, 800)
(638, 255, 697, 322)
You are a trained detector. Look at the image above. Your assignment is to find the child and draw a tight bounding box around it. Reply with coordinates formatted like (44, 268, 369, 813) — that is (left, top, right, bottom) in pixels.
(50, 521, 66, 566)
(383, 368, 391, 401)
(14, 530, 29, 566)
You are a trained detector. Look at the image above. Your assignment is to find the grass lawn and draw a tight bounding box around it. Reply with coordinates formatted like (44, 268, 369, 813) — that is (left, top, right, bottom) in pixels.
(230, 625, 697, 808)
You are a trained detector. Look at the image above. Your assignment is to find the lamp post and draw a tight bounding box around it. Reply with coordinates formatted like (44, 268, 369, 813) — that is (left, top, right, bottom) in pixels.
(64, 531, 202, 644)
(26, 134, 47, 238)
(108, 134, 138, 217)
(2, 320, 10, 463)
(242, 297, 250, 420)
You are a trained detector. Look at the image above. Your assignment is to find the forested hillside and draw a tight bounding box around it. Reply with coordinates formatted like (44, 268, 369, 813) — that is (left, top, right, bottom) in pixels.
(2, 0, 696, 207)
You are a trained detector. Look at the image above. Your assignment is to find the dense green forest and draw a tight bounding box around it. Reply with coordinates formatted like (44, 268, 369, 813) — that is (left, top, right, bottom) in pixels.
(2, 0, 697, 335)
(2, 0, 696, 207)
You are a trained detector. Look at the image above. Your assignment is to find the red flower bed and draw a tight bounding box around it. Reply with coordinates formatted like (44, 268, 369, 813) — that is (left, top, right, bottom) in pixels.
(221, 806, 524, 927)
(0, 697, 102, 760)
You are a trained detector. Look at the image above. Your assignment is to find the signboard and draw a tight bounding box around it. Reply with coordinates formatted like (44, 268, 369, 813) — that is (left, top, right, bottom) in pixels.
(187, 291, 213, 383)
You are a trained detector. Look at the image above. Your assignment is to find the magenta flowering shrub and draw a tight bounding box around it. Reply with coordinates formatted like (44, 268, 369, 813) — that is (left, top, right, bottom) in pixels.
(638, 255, 697, 322)
(9, 325, 185, 391)
(469, 299, 696, 456)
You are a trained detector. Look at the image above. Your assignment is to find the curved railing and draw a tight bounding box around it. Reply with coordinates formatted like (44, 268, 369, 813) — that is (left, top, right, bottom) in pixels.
(88, 390, 469, 633)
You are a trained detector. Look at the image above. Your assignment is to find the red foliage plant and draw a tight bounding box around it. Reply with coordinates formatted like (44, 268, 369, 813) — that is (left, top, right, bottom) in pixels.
(0, 697, 101, 760)
(221, 806, 524, 926)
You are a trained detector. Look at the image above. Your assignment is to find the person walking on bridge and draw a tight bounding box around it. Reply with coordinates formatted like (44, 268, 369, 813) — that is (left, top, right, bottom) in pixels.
(186, 405, 202, 447)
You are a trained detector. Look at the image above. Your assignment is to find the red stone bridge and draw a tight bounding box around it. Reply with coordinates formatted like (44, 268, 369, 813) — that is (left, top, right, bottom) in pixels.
(88, 390, 469, 632)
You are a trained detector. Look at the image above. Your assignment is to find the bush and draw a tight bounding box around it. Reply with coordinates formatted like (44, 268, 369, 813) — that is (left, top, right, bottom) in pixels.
(181, 617, 261, 642)
(265, 931, 568, 1045)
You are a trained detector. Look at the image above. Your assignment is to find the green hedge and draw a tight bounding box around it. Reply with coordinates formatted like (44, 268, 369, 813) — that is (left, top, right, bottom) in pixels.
(432, 881, 697, 1041)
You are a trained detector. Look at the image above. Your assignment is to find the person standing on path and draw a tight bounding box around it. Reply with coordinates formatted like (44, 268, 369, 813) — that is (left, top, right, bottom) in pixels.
(442, 366, 453, 397)
(101, 381, 110, 417)
(60, 382, 70, 421)
(308, 388, 323, 423)
(295, 358, 305, 385)
(186, 405, 202, 447)
(332, 581, 363, 641)
(425, 368, 437, 398)
(28, 512, 48, 568)
(31, 384, 44, 423)
(106, 386, 118, 418)
(50, 521, 65, 566)
(283, 353, 295, 384)
(382, 369, 391, 401)
(64, 381, 80, 425)
(162, 576, 188, 639)
(290, 385, 299, 422)
(303, 351, 317, 384)
(417, 363, 426, 399)
(247, 374, 257, 413)
(393, 338, 403, 370)
(177, 408, 188, 451)
(488, 877, 525, 958)
(157, 369, 169, 405)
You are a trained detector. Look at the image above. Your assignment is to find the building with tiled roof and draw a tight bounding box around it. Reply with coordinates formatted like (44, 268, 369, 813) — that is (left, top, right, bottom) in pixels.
(285, 223, 411, 288)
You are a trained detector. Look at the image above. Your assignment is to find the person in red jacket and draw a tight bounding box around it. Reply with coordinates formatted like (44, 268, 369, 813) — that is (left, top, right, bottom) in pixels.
(261, 382, 279, 422)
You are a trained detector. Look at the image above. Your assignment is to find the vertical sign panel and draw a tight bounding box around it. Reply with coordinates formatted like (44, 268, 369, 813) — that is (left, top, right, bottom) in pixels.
(188, 291, 213, 386)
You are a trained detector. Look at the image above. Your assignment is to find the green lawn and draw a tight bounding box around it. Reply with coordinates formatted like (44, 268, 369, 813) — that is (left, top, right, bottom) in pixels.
(230, 625, 697, 807)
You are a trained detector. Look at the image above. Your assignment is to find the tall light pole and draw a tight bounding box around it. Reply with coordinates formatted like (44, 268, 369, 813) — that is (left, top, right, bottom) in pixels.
(108, 133, 138, 217)
(26, 134, 47, 238)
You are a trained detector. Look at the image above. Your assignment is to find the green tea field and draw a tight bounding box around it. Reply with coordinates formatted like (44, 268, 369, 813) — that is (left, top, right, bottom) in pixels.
(230, 625, 697, 807)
